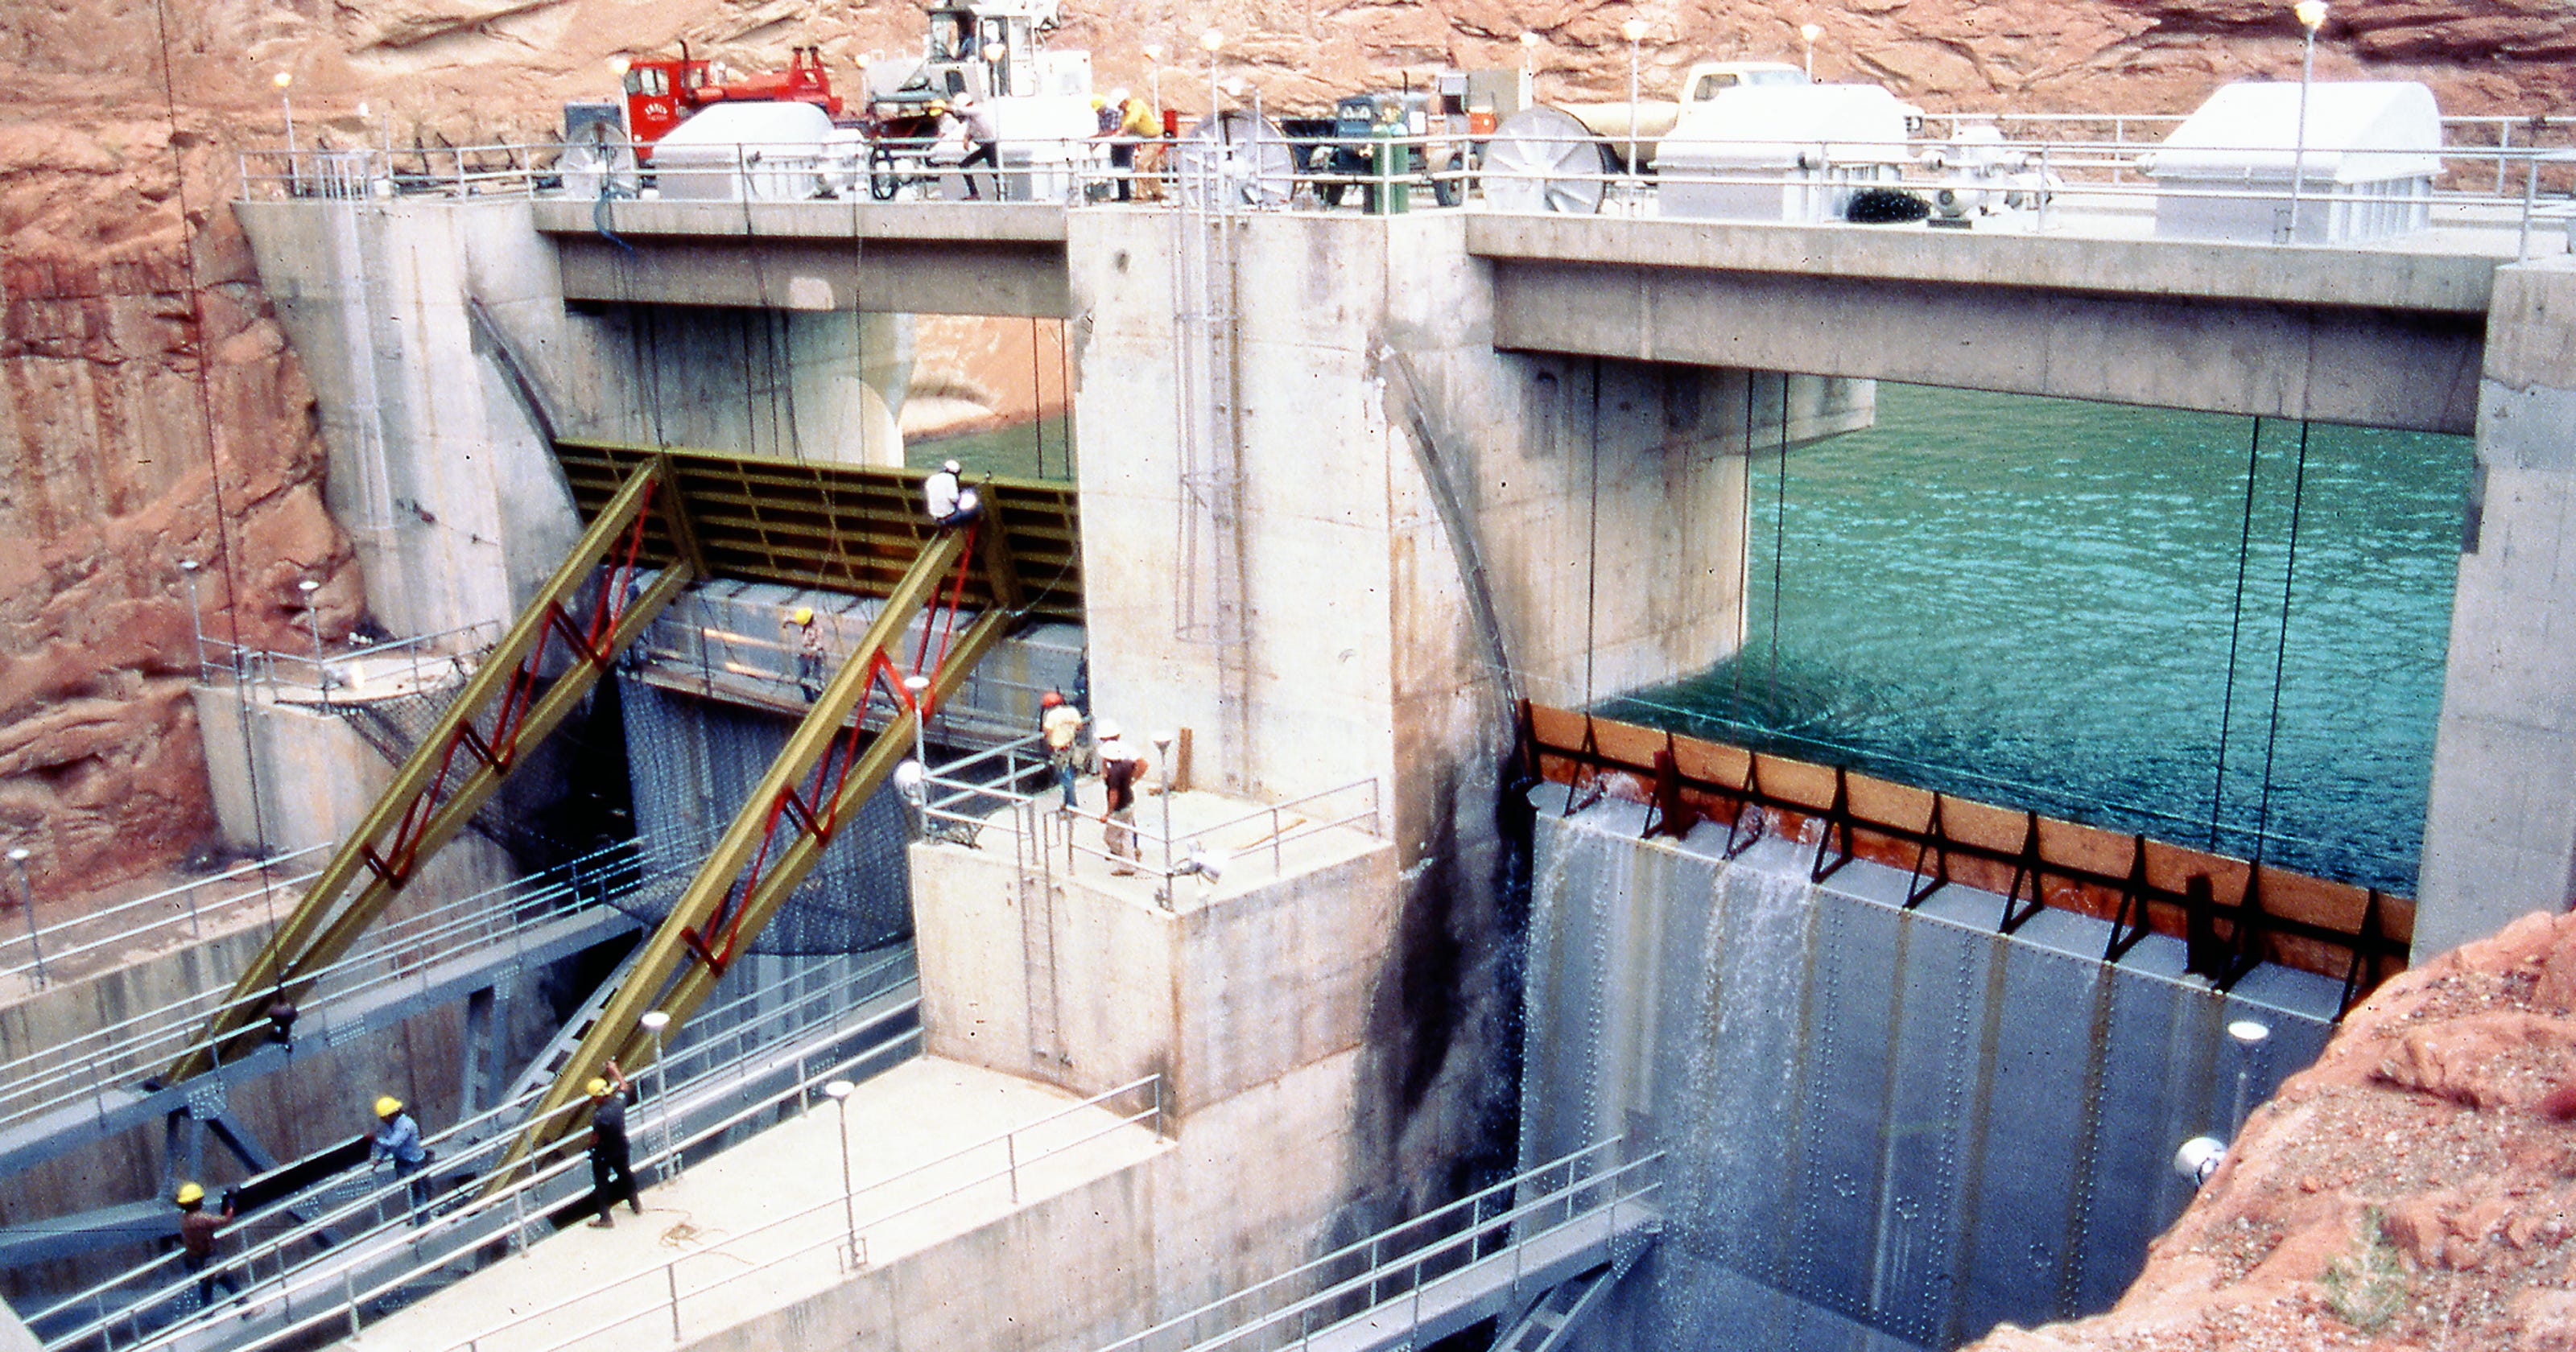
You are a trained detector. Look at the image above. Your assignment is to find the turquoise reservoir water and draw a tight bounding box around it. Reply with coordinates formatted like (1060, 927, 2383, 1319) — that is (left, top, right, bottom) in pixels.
(1604, 383, 2475, 895)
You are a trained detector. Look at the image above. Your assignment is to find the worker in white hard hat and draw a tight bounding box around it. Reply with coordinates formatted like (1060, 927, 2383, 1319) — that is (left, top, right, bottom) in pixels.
(922, 458, 982, 529)
(584, 1060, 641, 1227)
(369, 1094, 431, 1225)
(1095, 720, 1150, 874)
(174, 1181, 243, 1309)
(949, 89, 1003, 200)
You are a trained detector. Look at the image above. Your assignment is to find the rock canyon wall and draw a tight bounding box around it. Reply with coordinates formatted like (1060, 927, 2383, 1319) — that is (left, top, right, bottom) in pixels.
(1, 0, 2566, 900)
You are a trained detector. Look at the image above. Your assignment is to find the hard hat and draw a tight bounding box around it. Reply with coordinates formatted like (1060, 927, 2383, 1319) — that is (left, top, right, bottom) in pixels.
(175, 1181, 204, 1206)
(1040, 690, 1063, 708)
(791, 606, 815, 625)
(942, 459, 961, 474)
(1109, 87, 1130, 103)
(927, 99, 948, 114)
(1092, 95, 1108, 109)
(374, 1095, 402, 1118)
(1096, 719, 1121, 741)
(587, 1078, 612, 1098)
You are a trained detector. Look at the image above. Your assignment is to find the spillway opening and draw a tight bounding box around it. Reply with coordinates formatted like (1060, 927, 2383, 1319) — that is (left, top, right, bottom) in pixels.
(1606, 382, 2474, 896)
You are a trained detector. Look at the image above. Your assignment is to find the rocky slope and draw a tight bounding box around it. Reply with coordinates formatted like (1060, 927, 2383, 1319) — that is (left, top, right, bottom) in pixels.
(1, 0, 2568, 899)
(1973, 909, 2576, 1352)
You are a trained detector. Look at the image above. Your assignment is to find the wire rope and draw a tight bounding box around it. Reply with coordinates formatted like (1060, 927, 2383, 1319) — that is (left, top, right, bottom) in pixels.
(2207, 414, 2264, 852)
(1771, 373, 1788, 690)
(2250, 418, 2313, 866)
(151, 0, 279, 925)
(1583, 360, 1602, 709)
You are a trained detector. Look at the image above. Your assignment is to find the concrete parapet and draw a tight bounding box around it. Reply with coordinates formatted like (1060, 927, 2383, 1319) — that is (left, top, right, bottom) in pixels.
(910, 789, 1395, 1118)
(2417, 255, 2576, 957)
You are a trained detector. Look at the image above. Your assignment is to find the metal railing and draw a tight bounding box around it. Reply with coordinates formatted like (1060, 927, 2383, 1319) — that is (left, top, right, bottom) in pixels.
(36, 946, 919, 1352)
(0, 839, 661, 1139)
(0, 846, 327, 987)
(1093, 1137, 1662, 1352)
(192, 620, 502, 705)
(906, 738, 1385, 909)
(427, 1072, 1164, 1352)
(229, 113, 2576, 246)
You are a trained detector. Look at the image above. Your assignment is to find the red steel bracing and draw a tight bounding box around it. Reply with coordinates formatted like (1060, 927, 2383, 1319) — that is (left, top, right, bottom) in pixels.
(680, 530, 979, 976)
(357, 484, 662, 890)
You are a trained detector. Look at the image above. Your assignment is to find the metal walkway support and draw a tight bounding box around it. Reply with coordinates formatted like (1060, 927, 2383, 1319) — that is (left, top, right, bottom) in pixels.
(167, 460, 699, 1083)
(493, 519, 1024, 1182)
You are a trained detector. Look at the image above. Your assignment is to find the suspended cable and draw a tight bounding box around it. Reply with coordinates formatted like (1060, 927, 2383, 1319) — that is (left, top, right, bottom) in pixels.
(2250, 418, 2312, 867)
(1583, 359, 1602, 710)
(1770, 373, 1788, 691)
(2207, 415, 2264, 851)
(152, 0, 279, 925)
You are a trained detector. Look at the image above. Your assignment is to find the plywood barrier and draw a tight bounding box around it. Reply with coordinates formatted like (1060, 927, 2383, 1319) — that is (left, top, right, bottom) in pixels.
(1520, 702, 2410, 1015)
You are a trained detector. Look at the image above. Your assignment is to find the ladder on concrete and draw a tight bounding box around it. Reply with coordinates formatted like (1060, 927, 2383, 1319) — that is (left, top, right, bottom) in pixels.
(166, 459, 701, 1085)
(490, 517, 1030, 1185)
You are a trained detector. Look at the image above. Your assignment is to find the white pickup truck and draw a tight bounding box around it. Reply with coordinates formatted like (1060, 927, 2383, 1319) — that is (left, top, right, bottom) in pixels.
(1559, 61, 1807, 169)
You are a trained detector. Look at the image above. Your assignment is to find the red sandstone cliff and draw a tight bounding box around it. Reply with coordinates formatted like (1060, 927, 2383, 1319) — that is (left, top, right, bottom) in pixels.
(1, 0, 2568, 900)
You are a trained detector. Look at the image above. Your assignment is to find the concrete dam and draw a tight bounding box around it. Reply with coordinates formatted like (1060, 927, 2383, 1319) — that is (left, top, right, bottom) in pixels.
(5, 125, 2576, 1352)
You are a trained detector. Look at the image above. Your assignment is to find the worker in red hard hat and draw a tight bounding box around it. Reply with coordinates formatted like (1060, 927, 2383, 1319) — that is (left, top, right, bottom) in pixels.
(1040, 690, 1084, 813)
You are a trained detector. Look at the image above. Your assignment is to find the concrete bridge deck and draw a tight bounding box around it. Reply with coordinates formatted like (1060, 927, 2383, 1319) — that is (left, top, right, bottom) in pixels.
(338, 1057, 1166, 1352)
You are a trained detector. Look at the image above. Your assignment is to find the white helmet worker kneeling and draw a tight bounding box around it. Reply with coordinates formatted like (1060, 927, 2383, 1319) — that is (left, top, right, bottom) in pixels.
(923, 459, 982, 529)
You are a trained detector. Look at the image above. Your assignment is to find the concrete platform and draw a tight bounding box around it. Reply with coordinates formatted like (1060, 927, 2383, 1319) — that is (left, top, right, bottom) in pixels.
(344, 1057, 1167, 1352)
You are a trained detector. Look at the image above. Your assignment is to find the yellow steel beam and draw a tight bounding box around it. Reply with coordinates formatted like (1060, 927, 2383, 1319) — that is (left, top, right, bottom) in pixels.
(167, 462, 696, 1084)
(485, 525, 1009, 1188)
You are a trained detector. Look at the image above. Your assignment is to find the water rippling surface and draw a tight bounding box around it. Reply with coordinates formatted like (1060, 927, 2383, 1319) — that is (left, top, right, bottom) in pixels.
(1604, 383, 2474, 895)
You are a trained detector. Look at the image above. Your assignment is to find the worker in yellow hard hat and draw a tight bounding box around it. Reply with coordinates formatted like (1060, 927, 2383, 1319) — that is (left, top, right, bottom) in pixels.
(368, 1094, 432, 1226)
(174, 1181, 242, 1309)
(782, 604, 827, 701)
(584, 1061, 641, 1228)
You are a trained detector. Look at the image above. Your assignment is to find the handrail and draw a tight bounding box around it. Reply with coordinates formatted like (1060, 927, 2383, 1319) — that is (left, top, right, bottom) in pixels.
(1092, 1136, 1661, 1352)
(0, 845, 328, 985)
(40, 947, 919, 1351)
(0, 839, 666, 1137)
(434, 1072, 1164, 1352)
(224, 122, 2574, 245)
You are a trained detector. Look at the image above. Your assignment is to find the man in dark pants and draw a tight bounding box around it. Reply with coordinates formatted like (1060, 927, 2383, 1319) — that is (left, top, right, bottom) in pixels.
(175, 1182, 242, 1312)
(586, 1061, 642, 1228)
(370, 1094, 431, 1226)
(953, 92, 1002, 199)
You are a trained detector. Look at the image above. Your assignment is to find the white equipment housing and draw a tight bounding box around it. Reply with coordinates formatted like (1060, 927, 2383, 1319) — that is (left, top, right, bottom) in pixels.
(2145, 80, 2442, 245)
(1654, 84, 1913, 223)
(650, 103, 838, 202)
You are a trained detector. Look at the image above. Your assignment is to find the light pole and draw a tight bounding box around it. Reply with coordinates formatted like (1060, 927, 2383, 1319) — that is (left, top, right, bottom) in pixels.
(2287, 1, 2327, 242)
(274, 71, 296, 188)
(823, 1078, 858, 1267)
(1201, 28, 1224, 129)
(1621, 19, 1648, 188)
(7, 848, 38, 986)
(1801, 23, 1823, 80)
(1151, 732, 1176, 876)
(2227, 1018, 2271, 1135)
(640, 1010, 671, 1179)
(902, 671, 932, 795)
(1518, 31, 1542, 111)
(298, 579, 326, 707)
(180, 560, 204, 678)
(1142, 43, 1165, 132)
